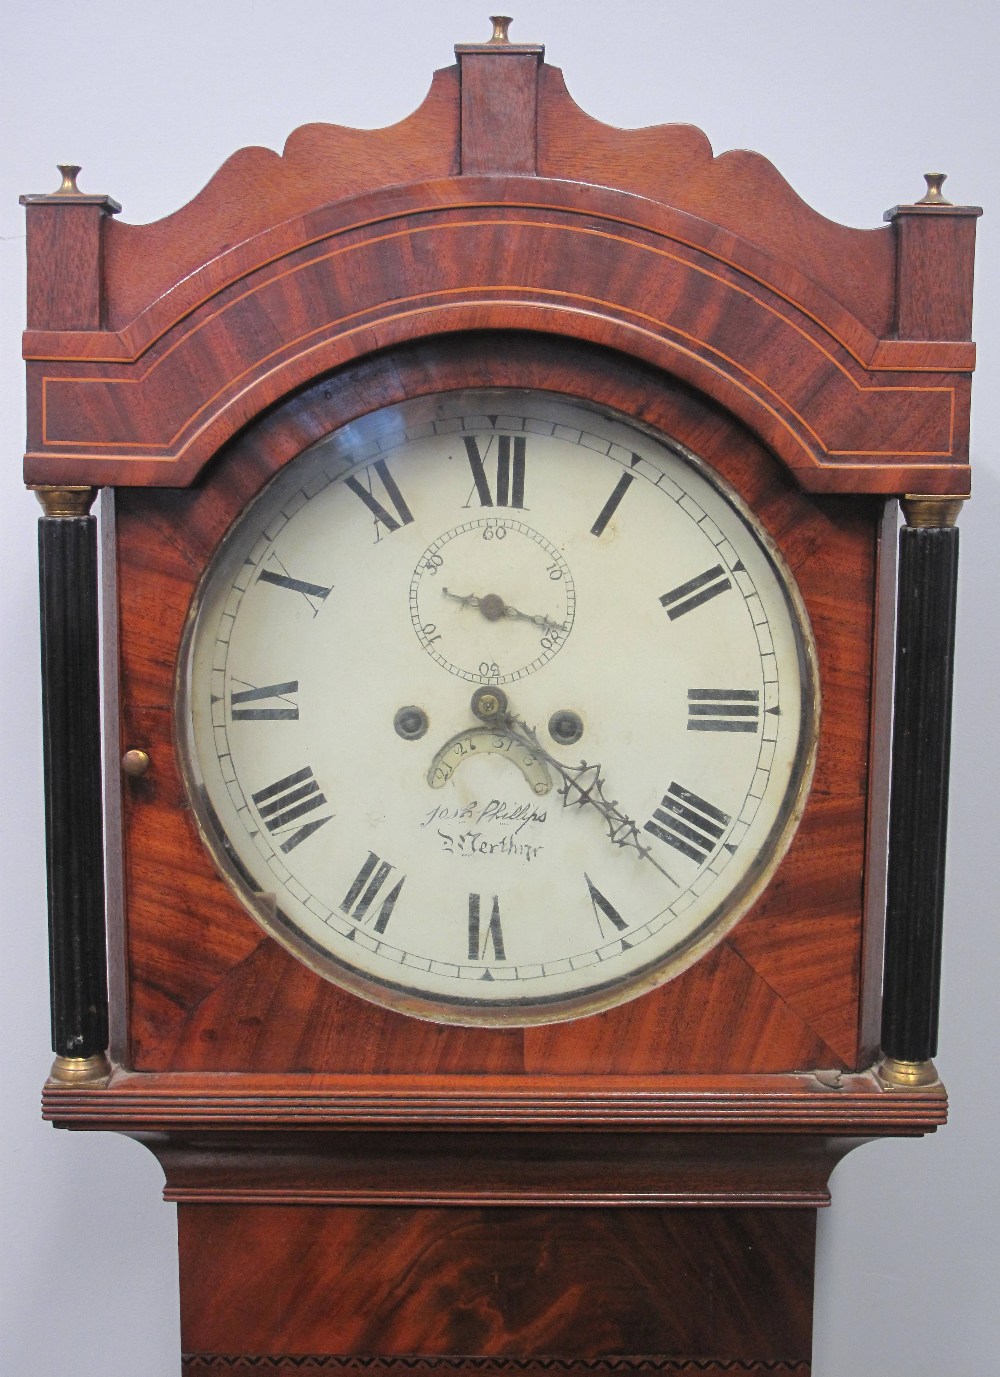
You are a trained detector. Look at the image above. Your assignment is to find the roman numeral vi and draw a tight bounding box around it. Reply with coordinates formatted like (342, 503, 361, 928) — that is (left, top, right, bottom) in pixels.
(468, 893, 506, 962)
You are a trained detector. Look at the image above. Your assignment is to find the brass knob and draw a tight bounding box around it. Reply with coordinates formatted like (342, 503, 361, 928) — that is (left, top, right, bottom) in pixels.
(121, 748, 150, 778)
(471, 686, 508, 721)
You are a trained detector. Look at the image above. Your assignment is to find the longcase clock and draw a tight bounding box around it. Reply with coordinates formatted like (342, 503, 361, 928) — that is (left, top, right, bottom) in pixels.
(22, 18, 978, 1376)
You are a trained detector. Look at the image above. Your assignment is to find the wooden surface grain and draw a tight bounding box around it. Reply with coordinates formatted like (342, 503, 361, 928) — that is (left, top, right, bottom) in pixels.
(21, 58, 976, 493)
(177, 1204, 816, 1364)
(113, 336, 877, 1077)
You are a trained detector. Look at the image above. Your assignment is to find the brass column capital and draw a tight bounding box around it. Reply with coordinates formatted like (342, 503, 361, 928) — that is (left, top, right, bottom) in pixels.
(30, 486, 98, 518)
(901, 494, 967, 528)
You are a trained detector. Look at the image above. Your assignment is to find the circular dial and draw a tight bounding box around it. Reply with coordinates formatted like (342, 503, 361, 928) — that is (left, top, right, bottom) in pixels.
(178, 390, 818, 1024)
(410, 516, 575, 683)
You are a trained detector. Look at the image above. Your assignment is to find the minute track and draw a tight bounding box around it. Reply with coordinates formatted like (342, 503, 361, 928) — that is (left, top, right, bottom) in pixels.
(181, 387, 817, 1024)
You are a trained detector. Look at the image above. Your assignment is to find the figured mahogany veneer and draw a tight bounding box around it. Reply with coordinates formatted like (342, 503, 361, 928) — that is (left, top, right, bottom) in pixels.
(22, 61, 977, 494)
(175, 1204, 817, 1366)
(111, 335, 880, 1077)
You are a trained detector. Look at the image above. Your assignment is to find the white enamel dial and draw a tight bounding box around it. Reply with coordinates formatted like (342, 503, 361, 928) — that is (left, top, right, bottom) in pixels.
(178, 390, 818, 1025)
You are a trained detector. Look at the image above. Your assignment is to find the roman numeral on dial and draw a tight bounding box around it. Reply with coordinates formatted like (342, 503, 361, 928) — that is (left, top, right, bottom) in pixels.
(590, 471, 636, 536)
(230, 679, 299, 721)
(463, 435, 527, 508)
(584, 873, 629, 937)
(341, 852, 405, 934)
(345, 459, 415, 535)
(644, 783, 731, 864)
(687, 688, 760, 733)
(468, 893, 506, 962)
(660, 565, 732, 620)
(257, 562, 332, 613)
(251, 766, 331, 853)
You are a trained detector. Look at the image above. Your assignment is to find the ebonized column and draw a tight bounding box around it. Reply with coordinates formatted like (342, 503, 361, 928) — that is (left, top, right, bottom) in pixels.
(881, 496, 963, 1077)
(34, 485, 109, 1082)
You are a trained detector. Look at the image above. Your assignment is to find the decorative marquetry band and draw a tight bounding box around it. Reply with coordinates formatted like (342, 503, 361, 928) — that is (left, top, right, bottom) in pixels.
(181, 1358, 809, 1375)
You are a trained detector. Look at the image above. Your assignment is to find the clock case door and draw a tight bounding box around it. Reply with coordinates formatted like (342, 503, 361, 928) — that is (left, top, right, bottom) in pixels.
(25, 30, 975, 1377)
(114, 333, 870, 1077)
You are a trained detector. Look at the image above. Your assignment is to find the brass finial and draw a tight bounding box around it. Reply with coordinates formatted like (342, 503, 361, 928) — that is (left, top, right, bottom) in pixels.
(55, 164, 85, 196)
(489, 15, 513, 43)
(915, 173, 953, 207)
(19, 168, 121, 212)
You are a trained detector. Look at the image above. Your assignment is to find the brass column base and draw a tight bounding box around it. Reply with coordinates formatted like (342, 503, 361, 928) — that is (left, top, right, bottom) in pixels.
(48, 1052, 112, 1085)
(875, 1055, 941, 1089)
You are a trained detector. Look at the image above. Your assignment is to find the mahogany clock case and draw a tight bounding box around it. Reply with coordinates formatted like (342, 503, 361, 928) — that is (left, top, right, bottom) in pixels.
(114, 332, 882, 1078)
(16, 13, 981, 1377)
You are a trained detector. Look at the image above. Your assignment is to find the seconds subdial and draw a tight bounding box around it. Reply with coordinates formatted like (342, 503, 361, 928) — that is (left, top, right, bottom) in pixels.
(410, 516, 576, 683)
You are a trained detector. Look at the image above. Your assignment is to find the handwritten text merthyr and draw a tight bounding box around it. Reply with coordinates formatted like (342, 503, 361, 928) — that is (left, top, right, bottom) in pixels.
(437, 829, 542, 862)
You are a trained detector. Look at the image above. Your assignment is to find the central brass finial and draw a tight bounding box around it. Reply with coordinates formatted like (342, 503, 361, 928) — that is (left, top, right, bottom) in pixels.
(916, 172, 952, 207)
(489, 15, 513, 43)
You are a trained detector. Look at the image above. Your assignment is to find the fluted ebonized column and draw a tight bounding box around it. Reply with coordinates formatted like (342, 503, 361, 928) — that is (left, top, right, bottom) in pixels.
(881, 497, 963, 1072)
(35, 486, 109, 1078)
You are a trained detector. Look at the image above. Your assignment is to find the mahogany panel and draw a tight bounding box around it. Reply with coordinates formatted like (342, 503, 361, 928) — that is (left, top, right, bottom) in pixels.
(148, 1129, 855, 1208)
(42, 1067, 949, 1136)
(460, 52, 541, 174)
(537, 65, 895, 339)
(101, 66, 461, 329)
(82, 54, 917, 349)
(890, 207, 981, 341)
(24, 192, 970, 492)
(181, 1360, 808, 1375)
(177, 1204, 815, 1365)
(24, 203, 104, 331)
(114, 335, 875, 1075)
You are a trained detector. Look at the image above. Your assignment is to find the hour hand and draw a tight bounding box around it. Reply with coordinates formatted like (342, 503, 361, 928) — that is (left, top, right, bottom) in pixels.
(501, 716, 678, 885)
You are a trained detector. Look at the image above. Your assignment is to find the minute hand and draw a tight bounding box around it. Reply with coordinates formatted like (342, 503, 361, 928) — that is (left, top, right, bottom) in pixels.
(502, 604, 566, 634)
(503, 716, 677, 884)
(441, 588, 565, 634)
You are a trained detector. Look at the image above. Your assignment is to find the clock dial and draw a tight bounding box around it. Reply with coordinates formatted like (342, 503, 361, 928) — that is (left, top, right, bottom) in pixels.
(177, 390, 818, 1024)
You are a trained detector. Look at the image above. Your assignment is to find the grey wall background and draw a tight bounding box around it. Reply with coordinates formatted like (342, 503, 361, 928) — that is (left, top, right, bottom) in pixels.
(2, 3, 997, 1373)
